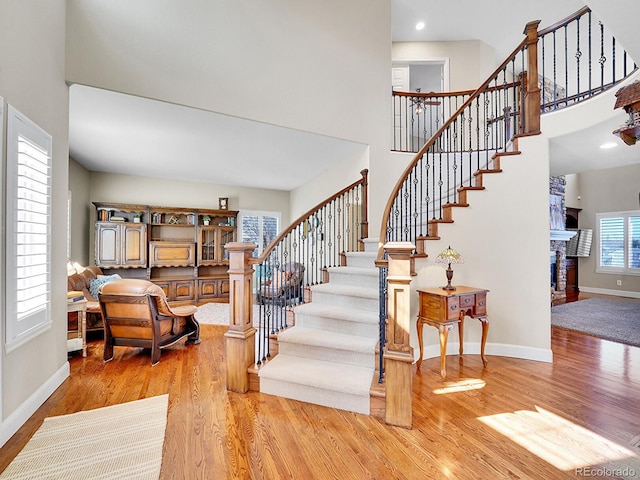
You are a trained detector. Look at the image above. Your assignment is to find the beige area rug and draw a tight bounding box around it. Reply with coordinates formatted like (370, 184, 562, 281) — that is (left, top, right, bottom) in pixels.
(0, 395, 168, 480)
(195, 302, 264, 326)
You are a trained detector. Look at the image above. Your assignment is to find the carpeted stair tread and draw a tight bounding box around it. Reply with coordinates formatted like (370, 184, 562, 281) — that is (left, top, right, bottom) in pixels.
(258, 354, 374, 395)
(325, 265, 378, 277)
(278, 326, 378, 353)
(310, 282, 378, 299)
(294, 302, 378, 326)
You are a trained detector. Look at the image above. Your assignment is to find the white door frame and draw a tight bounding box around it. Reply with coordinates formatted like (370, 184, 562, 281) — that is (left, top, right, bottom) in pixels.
(391, 58, 450, 93)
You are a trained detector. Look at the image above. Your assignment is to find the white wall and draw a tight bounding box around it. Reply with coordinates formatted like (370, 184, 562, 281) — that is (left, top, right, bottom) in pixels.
(412, 135, 552, 363)
(0, 0, 70, 446)
(289, 149, 369, 220)
(573, 163, 640, 296)
(66, 0, 390, 149)
(66, 0, 392, 240)
(69, 158, 92, 265)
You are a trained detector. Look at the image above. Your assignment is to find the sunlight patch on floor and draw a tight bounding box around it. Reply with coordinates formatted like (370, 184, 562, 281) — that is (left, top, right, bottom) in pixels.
(433, 378, 485, 394)
(478, 405, 639, 472)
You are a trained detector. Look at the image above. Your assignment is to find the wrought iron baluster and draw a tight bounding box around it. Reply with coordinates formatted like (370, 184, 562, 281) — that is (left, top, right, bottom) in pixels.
(599, 21, 605, 91)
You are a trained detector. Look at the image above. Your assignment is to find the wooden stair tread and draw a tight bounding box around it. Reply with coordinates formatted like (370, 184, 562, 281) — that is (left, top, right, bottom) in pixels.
(492, 150, 521, 157)
(473, 169, 503, 176)
(457, 186, 485, 192)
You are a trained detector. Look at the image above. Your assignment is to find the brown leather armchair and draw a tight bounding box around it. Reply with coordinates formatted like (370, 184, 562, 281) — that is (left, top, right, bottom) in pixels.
(98, 279, 201, 365)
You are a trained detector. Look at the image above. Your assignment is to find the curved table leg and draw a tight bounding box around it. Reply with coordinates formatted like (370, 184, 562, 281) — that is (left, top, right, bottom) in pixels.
(438, 324, 454, 379)
(416, 318, 424, 370)
(475, 315, 489, 367)
(458, 312, 465, 356)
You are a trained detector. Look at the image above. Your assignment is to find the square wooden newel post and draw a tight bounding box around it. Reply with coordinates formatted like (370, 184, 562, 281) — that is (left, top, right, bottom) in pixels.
(224, 242, 257, 393)
(384, 241, 415, 428)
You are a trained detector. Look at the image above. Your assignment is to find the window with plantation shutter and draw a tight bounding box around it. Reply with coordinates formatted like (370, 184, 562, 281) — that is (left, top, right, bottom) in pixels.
(5, 105, 53, 351)
(596, 211, 640, 275)
(239, 210, 280, 258)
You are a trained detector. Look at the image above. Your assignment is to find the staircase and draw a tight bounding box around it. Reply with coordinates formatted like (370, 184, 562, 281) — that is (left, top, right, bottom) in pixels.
(258, 239, 380, 415)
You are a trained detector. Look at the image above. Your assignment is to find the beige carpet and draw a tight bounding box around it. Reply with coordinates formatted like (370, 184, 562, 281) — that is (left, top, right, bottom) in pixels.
(195, 302, 265, 326)
(0, 395, 168, 480)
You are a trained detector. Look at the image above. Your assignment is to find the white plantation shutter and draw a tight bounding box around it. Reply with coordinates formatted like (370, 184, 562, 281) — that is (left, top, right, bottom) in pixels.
(5, 105, 53, 350)
(239, 211, 280, 257)
(596, 211, 640, 275)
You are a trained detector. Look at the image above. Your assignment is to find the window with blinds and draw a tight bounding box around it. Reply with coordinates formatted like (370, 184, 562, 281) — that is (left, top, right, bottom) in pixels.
(239, 211, 280, 258)
(596, 211, 640, 274)
(5, 105, 53, 351)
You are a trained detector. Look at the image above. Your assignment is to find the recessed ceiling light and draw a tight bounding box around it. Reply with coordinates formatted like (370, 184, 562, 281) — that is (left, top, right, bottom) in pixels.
(416, 22, 425, 31)
(600, 142, 617, 149)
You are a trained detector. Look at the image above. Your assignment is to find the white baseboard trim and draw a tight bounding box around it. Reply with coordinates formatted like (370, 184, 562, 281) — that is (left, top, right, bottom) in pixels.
(0, 362, 70, 448)
(417, 341, 553, 364)
(579, 286, 640, 299)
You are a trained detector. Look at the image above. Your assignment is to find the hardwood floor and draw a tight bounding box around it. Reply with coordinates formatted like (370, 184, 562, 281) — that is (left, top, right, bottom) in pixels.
(1, 316, 639, 479)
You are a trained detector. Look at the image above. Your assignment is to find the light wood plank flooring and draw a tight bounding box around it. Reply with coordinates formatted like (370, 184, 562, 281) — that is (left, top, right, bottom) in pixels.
(1, 302, 639, 479)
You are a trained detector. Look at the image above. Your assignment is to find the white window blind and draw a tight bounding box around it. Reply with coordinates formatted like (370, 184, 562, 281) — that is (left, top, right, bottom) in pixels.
(596, 211, 640, 275)
(239, 211, 280, 258)
(5, 105, 53, 350)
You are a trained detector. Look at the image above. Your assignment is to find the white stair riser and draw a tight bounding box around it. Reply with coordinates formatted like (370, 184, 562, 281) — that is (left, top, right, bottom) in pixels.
(361, 239, 380, 254)
(311, 290, 378, 311)
(343, 253, 377, 269)
(260, 378, 370, 415)
(278, 341, 375, 368)
(328, 271, 379, 289)
(295, 313, 379, 338)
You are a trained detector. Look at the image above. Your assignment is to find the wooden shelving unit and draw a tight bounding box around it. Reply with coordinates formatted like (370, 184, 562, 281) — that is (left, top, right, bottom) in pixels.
(93, 202, 238, 304)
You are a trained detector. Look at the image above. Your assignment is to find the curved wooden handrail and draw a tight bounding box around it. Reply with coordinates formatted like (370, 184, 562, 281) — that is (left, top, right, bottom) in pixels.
(378, 37, 529, 261)
(392, 88, 476, 99)
(538, 5, 590, 37)
(250, 169, 368, 265)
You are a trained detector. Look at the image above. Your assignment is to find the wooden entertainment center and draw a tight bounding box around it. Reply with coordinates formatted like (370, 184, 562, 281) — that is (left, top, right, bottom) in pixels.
(93, 202, 238, 305)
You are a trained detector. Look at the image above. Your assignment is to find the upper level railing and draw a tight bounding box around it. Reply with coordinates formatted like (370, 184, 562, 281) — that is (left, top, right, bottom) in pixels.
(538, 6, 636, 112)
(392, 7, 637, 153)
(250, 170, 368, 365)
(392, 90, 474, 152)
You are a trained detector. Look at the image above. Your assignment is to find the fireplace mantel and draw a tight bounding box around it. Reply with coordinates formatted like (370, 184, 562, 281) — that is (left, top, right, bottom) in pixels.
(550, 230, 577, 241)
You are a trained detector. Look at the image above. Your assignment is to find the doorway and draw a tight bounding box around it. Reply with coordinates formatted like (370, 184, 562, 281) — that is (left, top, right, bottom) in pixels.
(391, 60, 449, 151)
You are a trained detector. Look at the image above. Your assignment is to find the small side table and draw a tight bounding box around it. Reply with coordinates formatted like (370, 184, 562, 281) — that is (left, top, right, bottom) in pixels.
(416, 286, 489, 379)
(67, 298, 87, 357)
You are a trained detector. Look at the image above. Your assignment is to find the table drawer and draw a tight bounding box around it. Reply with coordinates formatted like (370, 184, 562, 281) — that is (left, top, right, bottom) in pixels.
(444, 296, 460, 321)
(459, 295, 476, 310)
(475, 293, 487, 315)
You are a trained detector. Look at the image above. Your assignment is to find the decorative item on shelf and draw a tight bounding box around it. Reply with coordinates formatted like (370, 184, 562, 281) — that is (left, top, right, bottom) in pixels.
(188, 214, 195, 225)
(435, 245, 464, 291)
(202, 215, 211, 226)
(168, 215, 179, 225)
(152, 212, 160, 224)
(218, 197, 228, 210)
(133, 213, 142, 223)
(109, 216, 126, 222)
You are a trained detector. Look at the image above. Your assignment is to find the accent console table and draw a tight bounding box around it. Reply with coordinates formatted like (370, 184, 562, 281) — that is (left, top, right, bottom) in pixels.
(416, 285, 489, 379)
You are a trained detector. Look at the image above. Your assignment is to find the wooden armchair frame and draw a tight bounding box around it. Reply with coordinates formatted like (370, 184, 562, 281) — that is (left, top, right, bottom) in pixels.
(99, 279, 201, 365)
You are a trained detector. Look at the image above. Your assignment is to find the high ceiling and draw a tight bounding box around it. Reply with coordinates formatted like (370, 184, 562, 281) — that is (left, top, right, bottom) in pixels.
(68, 1, 640, 190)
